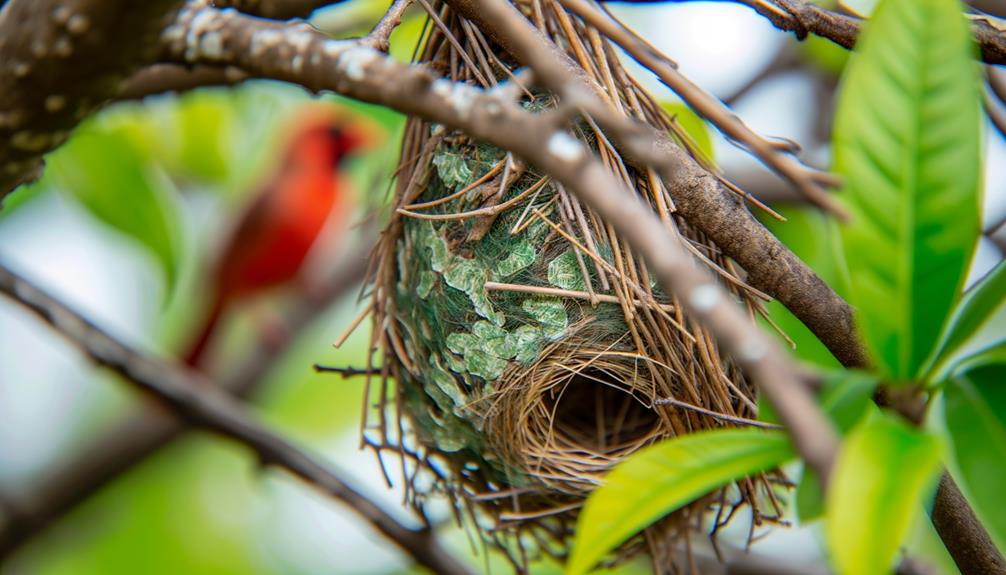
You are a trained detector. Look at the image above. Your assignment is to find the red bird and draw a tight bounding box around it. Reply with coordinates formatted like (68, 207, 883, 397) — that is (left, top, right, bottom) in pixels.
(183, 108, 374, 368)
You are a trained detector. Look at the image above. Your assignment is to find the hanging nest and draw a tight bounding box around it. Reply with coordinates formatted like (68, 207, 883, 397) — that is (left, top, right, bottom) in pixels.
(362, 1, 787, 571)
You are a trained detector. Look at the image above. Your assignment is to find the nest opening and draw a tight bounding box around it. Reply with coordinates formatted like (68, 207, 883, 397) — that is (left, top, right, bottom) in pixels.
(485, 345, 666, 494)
(544, 368, 659, 458)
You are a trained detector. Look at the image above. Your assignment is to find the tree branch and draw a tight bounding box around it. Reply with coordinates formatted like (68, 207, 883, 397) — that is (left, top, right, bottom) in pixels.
(460, 0, 842, 484)
(932, 474, 1006, 575)
(0, 0, 188, 200)
(118, 63, 249, 100)
(0, 259, 471, 575)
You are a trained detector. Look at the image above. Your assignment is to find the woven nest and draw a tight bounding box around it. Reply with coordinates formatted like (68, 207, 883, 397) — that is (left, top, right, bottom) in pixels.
(363, 1, 787, 571)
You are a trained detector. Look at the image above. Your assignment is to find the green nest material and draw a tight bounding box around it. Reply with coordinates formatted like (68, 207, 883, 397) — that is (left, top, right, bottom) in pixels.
(364, 1, 786, 571)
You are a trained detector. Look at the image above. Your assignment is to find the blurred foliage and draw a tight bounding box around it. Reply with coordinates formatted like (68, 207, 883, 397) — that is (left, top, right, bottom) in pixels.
(660, 102, 714, 162)
(826, 414, 942, 575)
(944, 361, 1006, 551)
(45, 121, 183, 293)
(799, 34, 849, 76)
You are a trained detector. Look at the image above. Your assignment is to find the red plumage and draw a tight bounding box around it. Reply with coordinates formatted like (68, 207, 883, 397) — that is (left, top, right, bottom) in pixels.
(183, 110, 374, 367)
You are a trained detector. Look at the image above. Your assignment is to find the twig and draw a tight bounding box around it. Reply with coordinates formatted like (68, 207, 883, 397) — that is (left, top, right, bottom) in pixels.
(932, 474, 1006, 575)
(484, 280, 677, 312)
(359, 0, 414, 52)
(654, 396, 783, 430)
(986, 90, 1006, 141)
(721, 44, 802, 107)
(0, 249, 370, 558)
(313, 364, 381, 377)
(0, 259, 472, 575)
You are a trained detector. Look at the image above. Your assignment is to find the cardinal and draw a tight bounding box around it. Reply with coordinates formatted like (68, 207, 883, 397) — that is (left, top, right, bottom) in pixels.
(183, 107, 375, 368)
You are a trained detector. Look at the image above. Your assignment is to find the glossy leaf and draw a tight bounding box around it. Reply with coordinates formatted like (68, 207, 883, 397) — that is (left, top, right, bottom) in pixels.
(944, 361, 1006, 549)
(826, 414, 942, 575)
(832, 0, 982, 379)
(926, 260, 1006, 380)
(568, 429, 793, 574)
(48, 123, 181, 291)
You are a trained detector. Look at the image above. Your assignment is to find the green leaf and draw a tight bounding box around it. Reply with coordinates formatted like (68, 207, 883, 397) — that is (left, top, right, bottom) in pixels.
(568, 429, 793, 575)
(926, 260, 1006, 380)
(950, 342, 1006, 376)
(801, 34, 850, 76)
(832, 0, 982, 379)
(48, 123, 181, 292)
(944, 361, 1006, 550)
(174, 91, 235, 184)
(826, 414, 942, 575)
(661, 102, 714, 161)
(760, 369, 878, 431)
(796, 468, 826, 524)
(793, 370, 879, 522)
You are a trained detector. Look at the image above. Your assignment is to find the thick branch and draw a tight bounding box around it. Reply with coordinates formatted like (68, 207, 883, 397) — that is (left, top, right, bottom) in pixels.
(932, 474, 1006, 575)
(119, 63, 249, 100)
(0, 0, 187, 199)
(160, 1, 868, 373)
(0, 260, 470, 575)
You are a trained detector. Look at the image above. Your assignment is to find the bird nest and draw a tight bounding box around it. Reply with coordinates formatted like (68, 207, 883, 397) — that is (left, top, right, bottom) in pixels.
(362, 1, 786, 571)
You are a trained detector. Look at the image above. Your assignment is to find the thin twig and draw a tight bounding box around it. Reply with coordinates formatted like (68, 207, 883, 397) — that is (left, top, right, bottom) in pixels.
(654, 396, 783, 430)
(313, 364, 381, 377)
(360, 0, 415, 52)
(484, 280, 677, 312)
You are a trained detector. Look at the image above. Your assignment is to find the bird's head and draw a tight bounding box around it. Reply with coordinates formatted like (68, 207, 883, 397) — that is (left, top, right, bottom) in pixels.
(281, 106, 383, 169)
